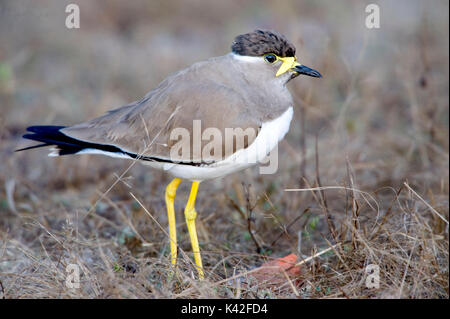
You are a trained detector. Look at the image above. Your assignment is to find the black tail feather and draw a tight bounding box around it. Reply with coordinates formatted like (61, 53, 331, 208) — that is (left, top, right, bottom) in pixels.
(26, 125, 67, 134)
(15, 143, 52, 152)
(16, 125, 125, 156)
(17, 125, 206, 166)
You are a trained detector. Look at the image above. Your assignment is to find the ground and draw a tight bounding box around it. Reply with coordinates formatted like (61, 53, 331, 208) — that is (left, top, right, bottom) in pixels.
(0, 0, 448, 298)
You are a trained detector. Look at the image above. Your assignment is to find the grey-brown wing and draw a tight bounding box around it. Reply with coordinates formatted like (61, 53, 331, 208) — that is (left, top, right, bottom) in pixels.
(61, 80, 260, 164)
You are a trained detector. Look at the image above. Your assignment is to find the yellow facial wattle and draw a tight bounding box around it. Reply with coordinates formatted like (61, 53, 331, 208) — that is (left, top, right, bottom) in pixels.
(276, 56, 301, 77)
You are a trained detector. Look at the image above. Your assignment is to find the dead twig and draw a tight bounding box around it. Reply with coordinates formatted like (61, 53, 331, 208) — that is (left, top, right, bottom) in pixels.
(404, 182, 448, 225)
(243, 183, 262, 254)
(315, 136, 337, 241)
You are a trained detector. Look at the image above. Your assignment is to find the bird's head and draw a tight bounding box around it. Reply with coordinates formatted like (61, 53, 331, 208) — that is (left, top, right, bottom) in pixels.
(231, 30, 322, 83)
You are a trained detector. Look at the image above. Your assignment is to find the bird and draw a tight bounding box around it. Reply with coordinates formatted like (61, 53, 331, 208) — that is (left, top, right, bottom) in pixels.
(17, 30, 321, 279)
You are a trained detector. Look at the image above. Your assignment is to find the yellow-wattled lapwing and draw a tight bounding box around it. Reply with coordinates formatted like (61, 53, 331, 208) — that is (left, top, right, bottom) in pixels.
(17, 30, 321, 279)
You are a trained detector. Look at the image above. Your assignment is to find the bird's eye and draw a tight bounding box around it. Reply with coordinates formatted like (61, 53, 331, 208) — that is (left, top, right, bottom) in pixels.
(264, 53, 278, 64)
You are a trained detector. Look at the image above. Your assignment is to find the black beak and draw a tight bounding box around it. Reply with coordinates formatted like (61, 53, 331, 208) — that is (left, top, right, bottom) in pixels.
(293, 64, 322, 78)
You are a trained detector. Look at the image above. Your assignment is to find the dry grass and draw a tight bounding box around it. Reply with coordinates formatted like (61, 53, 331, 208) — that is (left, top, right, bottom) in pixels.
(0, 0, 448, 298)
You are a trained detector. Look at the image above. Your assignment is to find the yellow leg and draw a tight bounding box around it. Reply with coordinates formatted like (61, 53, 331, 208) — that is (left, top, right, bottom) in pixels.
(165, 178, 182, 266)
(184, 181, 204, 279)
